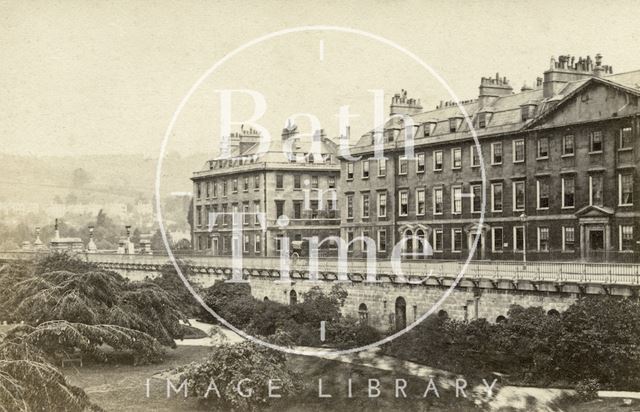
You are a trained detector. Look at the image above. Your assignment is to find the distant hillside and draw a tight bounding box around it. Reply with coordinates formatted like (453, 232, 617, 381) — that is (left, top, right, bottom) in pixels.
(0, 152, 208, 205)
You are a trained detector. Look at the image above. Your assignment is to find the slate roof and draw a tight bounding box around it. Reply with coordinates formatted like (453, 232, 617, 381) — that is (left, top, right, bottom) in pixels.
(195, 129, 339, 174)
(606, 70, 640, 90)
(352, 69, 640, 151)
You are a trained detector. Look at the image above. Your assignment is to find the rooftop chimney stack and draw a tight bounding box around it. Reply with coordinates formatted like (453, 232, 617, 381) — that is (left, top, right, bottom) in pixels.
(237, 125, 262, 153)
(478, 73, 513, 108)
(521, 82, 533, 92)
(281, 120, 298, 142)
(543, 54, 613, 98)
(390, 89, 423, 116)
(219, 132, 241, 158)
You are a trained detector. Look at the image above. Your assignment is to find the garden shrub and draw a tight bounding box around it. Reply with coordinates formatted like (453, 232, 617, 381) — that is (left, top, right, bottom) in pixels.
(204, 282, 379, 349)
(575, 378, 601, 401)
(382, 296, 640, 390)
(327, 316, 383, 349)
(201, 280, 257, 328)
(181, 341, 304, 411)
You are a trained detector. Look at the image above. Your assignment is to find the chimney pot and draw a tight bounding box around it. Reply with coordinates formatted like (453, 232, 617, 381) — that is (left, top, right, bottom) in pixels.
(389, 89, 423, 116)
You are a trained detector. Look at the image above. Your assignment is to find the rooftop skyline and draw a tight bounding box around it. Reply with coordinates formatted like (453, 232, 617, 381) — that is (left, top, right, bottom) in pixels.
(3, 0, 640, 158)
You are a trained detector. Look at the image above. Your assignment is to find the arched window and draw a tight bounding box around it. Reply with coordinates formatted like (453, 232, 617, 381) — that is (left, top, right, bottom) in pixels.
(415, 229, 425, 258)
(358, 303, 368, 324)
(263, 296, 269, 301)
(403, 229, 413, 256)
(289, 290, 297, 305)
(437, 309, 449, 319)
(496, 315, 507, 324)
(547, 309, 560, 317)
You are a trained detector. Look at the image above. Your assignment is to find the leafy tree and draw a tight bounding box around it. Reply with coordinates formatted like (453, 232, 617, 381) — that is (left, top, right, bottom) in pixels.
(202, 282, 367, 348)
(0, 261, 33, 321)
(151, 228, 172, 251)
(247, 299, 294, 337)
(1, 255, 187, 349)
(34, 251, 97, 274)
(131, 227, 141, 246)
(150, 260, 201, 317)
(290, 285, 347, 326)
(384, 297, 640, 390)
(174, 238, 191, 250)
(201, 281, 257, 328)
(5, 320, 165, 365)
(71, 168, 92, 188)
(552, 296, 640, 388)
(93, 209, 122, 248)
(495, 305, 561, 378)
(186, 198, 194, 231)
(96, 209, 110, 227)
(325, 316, 383, 349)
(0, 336, 101, 411)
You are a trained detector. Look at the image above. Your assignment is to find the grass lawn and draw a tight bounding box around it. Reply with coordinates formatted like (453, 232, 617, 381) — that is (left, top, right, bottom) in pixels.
(66, 346, 211, 411)
(64, 342, 633, 411)
(66, 345, 477, 411)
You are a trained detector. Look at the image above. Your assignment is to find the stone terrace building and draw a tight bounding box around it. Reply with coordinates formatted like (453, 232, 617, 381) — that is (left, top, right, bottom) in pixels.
(341, 54, 639, 262)
(192, 125, 341, 256)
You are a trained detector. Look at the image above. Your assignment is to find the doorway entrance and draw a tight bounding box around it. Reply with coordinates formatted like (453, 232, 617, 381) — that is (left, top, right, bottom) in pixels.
(589, 229, 604, 251)
(587, 228, 605, 261)
(212, 237, 219, 256)
(576, 206, 613, 261)
(468, 231, 485, 260)
(395, 297, 406, 331)
(589, 229, 604, 252)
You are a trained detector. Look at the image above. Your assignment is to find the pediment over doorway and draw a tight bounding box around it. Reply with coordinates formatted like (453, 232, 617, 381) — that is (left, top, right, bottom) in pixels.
(575, 205, 614, 218)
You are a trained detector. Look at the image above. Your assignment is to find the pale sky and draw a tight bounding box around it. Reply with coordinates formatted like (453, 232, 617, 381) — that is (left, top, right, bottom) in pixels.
(2, 0, 640, 158)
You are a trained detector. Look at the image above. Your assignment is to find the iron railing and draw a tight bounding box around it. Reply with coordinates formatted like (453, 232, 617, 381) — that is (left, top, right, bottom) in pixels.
(1, 250, 639, 285)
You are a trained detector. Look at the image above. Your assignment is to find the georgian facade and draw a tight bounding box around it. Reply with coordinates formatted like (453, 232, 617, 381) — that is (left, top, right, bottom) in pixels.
(191, 126, 341, 257)
(340, 55, 639, 262)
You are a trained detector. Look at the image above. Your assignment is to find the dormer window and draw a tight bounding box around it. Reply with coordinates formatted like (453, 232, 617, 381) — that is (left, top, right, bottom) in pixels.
(449, 118, 460, 133)
(423, 122, 436, 137)
(478, 113, 486, 129)
(478, 112, 488, 128)
(449, 117, 458, 133)
(521, 104, 537, 121)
